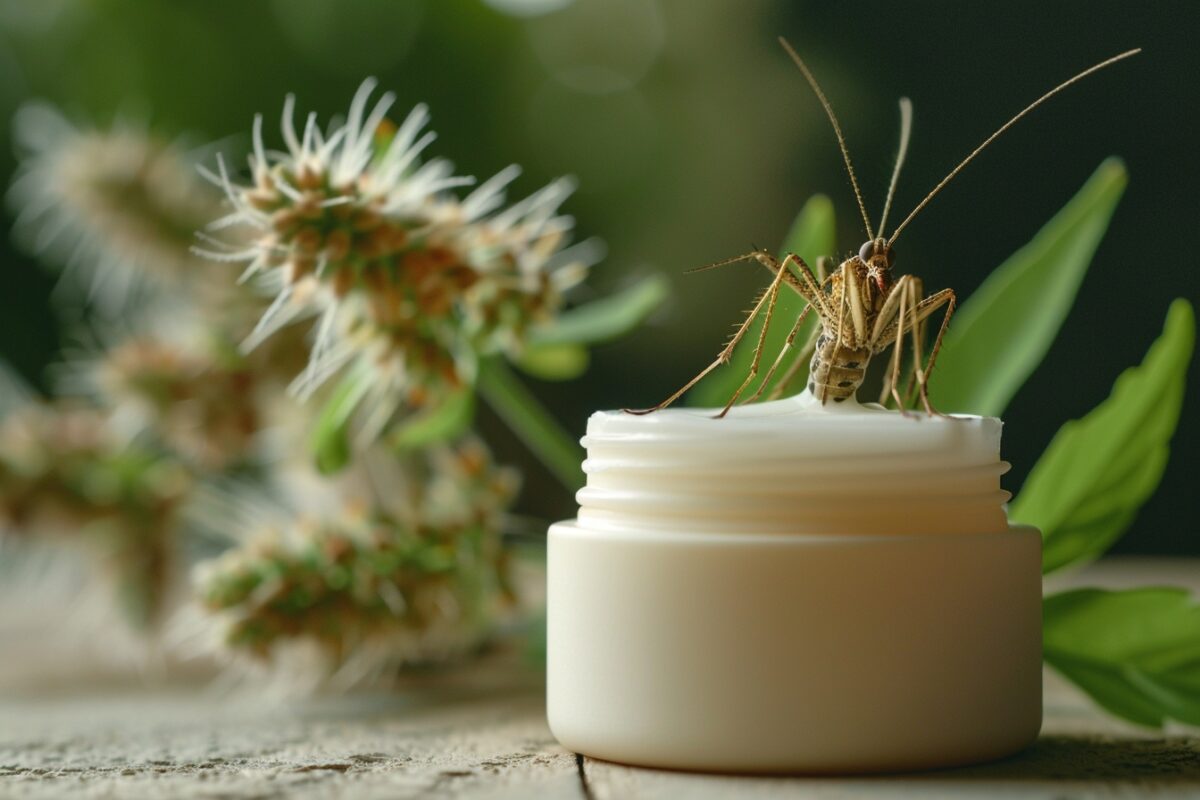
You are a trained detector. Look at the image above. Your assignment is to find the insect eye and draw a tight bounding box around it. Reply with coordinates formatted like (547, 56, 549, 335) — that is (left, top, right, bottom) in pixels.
(882, 246, 895, 268)
(858, 241, 875, 262)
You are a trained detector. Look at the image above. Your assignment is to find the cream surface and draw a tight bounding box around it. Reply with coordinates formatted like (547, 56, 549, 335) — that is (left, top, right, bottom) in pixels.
(577, 391, 1011, 536)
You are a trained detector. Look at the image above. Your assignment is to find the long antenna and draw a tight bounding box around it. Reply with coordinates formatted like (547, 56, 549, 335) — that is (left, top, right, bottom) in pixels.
(877, 97, 913, 236)
(684, 251, 761, 274)
(778, 37, 874, 240)
(888, 48, 1140, 244)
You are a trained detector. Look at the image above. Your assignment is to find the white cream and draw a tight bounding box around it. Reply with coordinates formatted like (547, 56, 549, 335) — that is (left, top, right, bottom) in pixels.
(578, 391, 1011, 536)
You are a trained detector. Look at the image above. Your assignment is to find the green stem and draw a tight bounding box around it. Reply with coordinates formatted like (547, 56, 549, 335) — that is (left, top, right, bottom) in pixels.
(477, 358, 584, 492)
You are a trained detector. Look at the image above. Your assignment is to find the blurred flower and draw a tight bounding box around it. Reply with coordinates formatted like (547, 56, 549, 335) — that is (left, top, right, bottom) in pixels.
(7, 103, 228, 312)
(94, 339, 261, 470)
(199, 79, 595, 439)
(191, 439, 519, 689)
(0, 402, 191, 625)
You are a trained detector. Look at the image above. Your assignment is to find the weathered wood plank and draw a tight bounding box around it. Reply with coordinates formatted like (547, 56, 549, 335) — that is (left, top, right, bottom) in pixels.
(0, 667, 581, 800)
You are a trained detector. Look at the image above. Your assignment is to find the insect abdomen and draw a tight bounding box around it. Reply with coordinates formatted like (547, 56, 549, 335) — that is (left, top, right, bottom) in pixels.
(807, 332, 870, 403)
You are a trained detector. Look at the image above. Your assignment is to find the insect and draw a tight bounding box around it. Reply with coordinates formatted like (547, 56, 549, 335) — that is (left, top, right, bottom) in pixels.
(628, 39, 1139, 418)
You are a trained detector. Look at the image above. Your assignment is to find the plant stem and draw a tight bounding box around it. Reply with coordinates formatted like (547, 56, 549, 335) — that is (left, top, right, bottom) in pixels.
(477, 358, 585, 491)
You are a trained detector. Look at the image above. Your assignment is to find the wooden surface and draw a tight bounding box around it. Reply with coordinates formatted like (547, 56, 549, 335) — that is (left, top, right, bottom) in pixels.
(1, 558, 1198, 799)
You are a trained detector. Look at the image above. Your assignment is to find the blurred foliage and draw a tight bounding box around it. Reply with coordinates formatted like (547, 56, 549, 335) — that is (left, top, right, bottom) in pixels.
(0, 1, 1194, 553)
(0, 403, 190, 625)
(1017, 299, 1193, 574)
(930, 159, 1128, 416)
(1044, 588, 1200, 728)
(199, 439, 519, 667)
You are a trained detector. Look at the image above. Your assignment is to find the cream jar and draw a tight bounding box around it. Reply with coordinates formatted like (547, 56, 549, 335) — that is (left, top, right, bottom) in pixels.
(547, 392, 1042, 773)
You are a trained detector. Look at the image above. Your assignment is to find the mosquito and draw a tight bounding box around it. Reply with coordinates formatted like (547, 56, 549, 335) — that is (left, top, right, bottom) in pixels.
(628, 38, 1139, 418)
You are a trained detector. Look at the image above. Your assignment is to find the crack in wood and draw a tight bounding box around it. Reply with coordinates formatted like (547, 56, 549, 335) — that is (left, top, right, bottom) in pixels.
(576, 753, 596, 800)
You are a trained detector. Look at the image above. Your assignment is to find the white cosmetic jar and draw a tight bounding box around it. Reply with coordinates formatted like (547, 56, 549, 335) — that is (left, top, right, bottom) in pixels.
(547, 396, 1043, 773)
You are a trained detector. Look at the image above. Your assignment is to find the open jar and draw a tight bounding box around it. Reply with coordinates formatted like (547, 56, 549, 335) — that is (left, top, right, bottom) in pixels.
(547, 392, 1042, 773)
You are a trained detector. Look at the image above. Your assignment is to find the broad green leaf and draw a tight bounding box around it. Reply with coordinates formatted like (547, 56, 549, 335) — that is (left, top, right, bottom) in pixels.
(310, 369, 370, 475)
(930, 158, 1127, 415)
(689, 194, 835, 407)
(527, 274, 668, 347)
(387, 389, 475, 451)
(476, 358, 584, 491)
(514, 342, 590, 381)
(1043, 587, 1200, 727)
(1011, 299, 1194, 573)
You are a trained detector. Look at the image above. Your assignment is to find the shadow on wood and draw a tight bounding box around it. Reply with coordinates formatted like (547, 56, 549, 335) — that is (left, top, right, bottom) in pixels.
(923, 734, 1200, 784)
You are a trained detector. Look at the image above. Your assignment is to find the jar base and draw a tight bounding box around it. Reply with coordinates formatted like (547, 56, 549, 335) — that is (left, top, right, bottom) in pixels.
(547, 521, 1043, 774)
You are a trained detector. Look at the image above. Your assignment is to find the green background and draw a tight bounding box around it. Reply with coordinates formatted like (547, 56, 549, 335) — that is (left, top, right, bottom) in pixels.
(0, 0, 1194, 553)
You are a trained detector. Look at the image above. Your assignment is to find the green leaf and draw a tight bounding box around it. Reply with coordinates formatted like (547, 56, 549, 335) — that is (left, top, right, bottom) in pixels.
(476, 358, 584, 491)
(527, 274, 668, 347)
(1011, 299, 1194, 573)
(688, 195, 836, 407)
(310, 369, 370, 475)
(514, 342, 590, 381)
(929, 158, 1127, 415)
(386, 389, 475, 451)
(1044, 587, 1200, 727)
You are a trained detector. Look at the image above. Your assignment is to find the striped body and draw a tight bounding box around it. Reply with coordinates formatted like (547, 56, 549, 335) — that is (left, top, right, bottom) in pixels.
(807, 330, 870, 404)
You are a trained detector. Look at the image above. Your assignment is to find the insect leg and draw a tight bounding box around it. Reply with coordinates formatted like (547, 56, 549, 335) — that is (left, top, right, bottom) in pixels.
(817, 266, 853, 405)
(904, 278, 928, 410)
(708, 249, 832, 316)
(774, 253, 836, 320)
(873, 282, 956, 414)
(623, 282, 777, 415)
(871, 275, 911, 405)
(887, 276, 913, 415)
(715, 251, 792, 417)
(766, 323, 822, 401)
(911, 288, 956, 415)
(840, 260, 868, 347)
(745, 302, 814, 404)
(816, 255, 833, 283)
(902, 276, 927, 407)
(763, 262, 837, 401)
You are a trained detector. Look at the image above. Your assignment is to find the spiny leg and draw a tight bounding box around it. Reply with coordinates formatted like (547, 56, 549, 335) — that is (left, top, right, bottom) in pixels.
(698, 249, 834, 318)
(774, 252, 836, 320)
(876, 282, 956, 415)
(886, 278, 930, 414)
(903, 277, 931, 413)
(871, 274, 914, 406)
(815, 256, 832, 283)
(765, 261, 836, 401)
(746, 250, 837, 403)
(878, 335, 899, 406)
(744, 303, 814, 405)
(872, 277, 956, 407)
(715, 251, 792, 417)
(887, 279, 912, 415)
(767, 322, 821, 401)
(902, 276, 928, 407)
(840, 258, 869, 347)
(911, 288, 956, 415)
(623, 282, 776, 415)
(922, 290, 956, 381)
